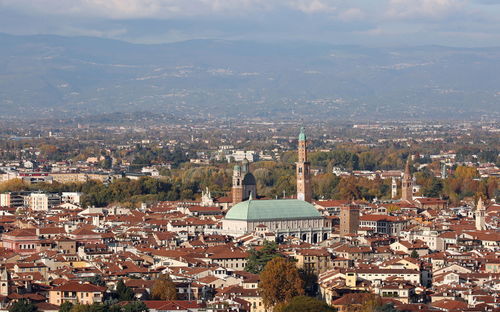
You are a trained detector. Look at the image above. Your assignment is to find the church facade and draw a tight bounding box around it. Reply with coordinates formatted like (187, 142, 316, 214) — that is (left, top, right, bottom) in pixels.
(223, 128, 332, 243)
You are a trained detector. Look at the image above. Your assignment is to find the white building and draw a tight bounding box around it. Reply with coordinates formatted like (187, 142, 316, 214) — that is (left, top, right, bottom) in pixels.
(62, 192, 82, 205)
(226, 151, 258, 163)
(25, 193, 61, 211)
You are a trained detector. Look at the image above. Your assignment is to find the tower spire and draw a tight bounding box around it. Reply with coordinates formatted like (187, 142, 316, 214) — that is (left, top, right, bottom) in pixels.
(475, 197, 486, 230)
(296, 127, 312, 202)
(401, 157, 413, 202)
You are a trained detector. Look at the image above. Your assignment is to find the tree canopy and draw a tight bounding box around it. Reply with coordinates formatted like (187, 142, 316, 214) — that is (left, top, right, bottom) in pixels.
(245, 241, 282, 274)
(275, 296, 337, 312)
(259, 257, 304, 308)
(9, 300, 38, 312)
(115, 279, 135, 301)
(151, 274, 177, 300)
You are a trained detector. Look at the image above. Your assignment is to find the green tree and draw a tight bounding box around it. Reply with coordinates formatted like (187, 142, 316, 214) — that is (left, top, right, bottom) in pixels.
(116, 279, 135, 301)
(151, 274, 177, 300)
(410, 250, 419, 258)
(9, 300, 38, 312)
(85, 275, 106, 287)
(276, 296, 336, 312)
(376, 303, 398, 312)
(69, 303, 106, 312)
(245, 241, 282, 274)
(59, 302, 73, 312)
(123, 302, 148, 312)
(259, 257, 304, 309)
(298, 269, 318, 296)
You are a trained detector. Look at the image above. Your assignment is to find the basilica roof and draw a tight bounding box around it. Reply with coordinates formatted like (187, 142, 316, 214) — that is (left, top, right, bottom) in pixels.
(224, 199, 321, 221)
(242, 173, 256, 185)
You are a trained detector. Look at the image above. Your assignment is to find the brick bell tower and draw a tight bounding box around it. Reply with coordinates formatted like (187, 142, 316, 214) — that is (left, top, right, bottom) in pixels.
(401, 158, 413, 202)
(296, 127, 312, 203)
(232, 164, 244, 204)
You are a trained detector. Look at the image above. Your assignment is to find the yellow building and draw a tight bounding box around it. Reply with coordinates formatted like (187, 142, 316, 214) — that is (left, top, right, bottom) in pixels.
(49, 282, 106, 305)
(293, 249, 333, 275)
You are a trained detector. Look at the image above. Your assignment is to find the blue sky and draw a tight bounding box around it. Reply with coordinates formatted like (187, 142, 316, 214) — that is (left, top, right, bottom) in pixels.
(1, 0, 500, 46)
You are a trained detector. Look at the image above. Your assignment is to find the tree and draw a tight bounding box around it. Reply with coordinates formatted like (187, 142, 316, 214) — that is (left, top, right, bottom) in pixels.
(298, 269, 318, 296)
(349, 294, 387, 312)
(9, 300, 38, 312)
(116, 279, 135, 301)
(151, 274, 177, 300)
(69, 304, 106, 312)
(245, 241, 282, 274)
(85, 275, 106, 287)
(376, 303, 398, 312)
(259, 257, 304, 309)
(59, 302, 73, 312)
(123, 302, 148, 312)
(410, 250, 419, 259)
(275, 296, 336, 312)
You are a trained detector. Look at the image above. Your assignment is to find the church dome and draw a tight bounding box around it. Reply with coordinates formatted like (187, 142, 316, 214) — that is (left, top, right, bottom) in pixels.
(298, 127, 306, 141)
(242, 173, 256, 185)
(225, 199, 321, 221)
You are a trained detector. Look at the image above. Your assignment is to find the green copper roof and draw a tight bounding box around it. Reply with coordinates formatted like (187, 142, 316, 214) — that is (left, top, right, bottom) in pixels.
(298, 127, 306, 141)
(225, 199, 321, 221)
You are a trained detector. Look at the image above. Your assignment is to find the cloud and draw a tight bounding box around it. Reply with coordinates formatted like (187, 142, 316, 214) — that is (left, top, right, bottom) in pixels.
(0, 0, 499, 46)
(386, 0, 465, 19)
(338, 8, 365, 21)
(0, 0, 333, 19)
(290, 0, 336, 14)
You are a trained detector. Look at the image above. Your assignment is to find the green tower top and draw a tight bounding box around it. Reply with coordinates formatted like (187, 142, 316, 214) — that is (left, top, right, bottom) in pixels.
(298, 127, 306, 141)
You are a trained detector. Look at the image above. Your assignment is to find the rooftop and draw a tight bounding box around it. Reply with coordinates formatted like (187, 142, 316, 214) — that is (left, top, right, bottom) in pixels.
(224, 199, 322, 221)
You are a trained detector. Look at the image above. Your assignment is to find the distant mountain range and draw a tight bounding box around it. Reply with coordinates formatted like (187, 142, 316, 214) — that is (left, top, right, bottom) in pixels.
(1, 33, 499, 120)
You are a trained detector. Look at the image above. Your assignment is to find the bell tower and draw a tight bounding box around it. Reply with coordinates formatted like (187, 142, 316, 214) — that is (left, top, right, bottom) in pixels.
(475, 197, 486, 230)
(401, 158, 413, 202)
(232, 164, 243, 204)
(296, 127, 312, 203)
(0, 269, 9, 296)
(391, 177, 398, 199)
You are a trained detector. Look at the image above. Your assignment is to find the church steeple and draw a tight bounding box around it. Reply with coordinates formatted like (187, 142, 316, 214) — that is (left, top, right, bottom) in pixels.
(0, 269, 9, 296)
(475, 197, 486, 230)
(296, 127, 312, 203)
(401, 158, 413, 202)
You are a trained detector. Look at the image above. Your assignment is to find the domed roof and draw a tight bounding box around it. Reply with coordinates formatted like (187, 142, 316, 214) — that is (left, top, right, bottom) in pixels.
(225, 199, 322, 221)
(298, 127, 306, 141)
(242, 172, 256, 185)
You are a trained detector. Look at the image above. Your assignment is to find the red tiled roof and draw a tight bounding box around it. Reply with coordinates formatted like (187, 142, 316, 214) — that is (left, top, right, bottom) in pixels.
(51, 281, 106, 292)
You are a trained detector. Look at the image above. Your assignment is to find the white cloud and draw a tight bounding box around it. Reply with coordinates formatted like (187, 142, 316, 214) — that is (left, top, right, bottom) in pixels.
(386, 0, 465, 19)
(1, 0, 499, 46)
(290, 0, 336, 14)
(0, 0, 341, 19)
(338, 8, 365, 21)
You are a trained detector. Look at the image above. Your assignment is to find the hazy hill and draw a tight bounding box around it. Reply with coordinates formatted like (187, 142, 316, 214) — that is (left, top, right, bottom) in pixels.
(0, 33, 499, 120)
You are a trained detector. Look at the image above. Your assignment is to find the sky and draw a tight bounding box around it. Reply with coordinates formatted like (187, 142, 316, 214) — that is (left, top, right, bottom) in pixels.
(1, 0, 500, 46)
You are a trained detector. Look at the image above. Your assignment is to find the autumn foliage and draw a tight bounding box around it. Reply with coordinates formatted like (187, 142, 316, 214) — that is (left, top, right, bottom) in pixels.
(151, 274, 177, 300)
(259, 257, 304, 309)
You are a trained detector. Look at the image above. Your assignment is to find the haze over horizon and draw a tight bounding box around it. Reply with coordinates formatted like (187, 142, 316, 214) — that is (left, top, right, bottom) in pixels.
(1, 1, 500, 121)
(1, 0, 500, 47)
